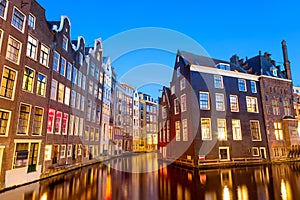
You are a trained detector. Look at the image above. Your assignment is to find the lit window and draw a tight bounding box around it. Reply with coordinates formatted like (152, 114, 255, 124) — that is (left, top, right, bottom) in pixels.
(50, 80, 57, 100)
(250, 120, 261, 141)
(219, 147, 230, 160)
(62, 113, 68, 135)
(252, 147, 259, 156)
(67, 144, 72, 157)
(238, 79, 246, 92)
(26, 35, 38, 60)
(95, 129, 99, 141)
(78, 117, 83, 136)
(214, 75, 223, 89)
(174, 98, 180, 114)
(180, 79, 185, 90)
(216, 93, 225, 111)
(40, 44, 49, 67)
(87, 100, 91, 121)
(0, 109, 11, 136)
(69, 115, 74, 135)
(44, 145, 52, 161)
(17, 103, 31, 134)
(274, 122, 283, 140)
(232, 119, 242, 140)
(0, 66, 17, 100)
(217, 119, 227, 140)
(182, 119, 188, 141)
(0, 0, 8, 19)
(47, 108, 55, 133)
(13, 143, 29, 168)
(90, 127, 95, 141)
(246, 96, 258, 113)
(175, 121, 181, 141)
(28, 14, 35, 29)
(22, 67, 35, 92)
(66, 62, 72, 80)
(84, 126, 89, 141)
(230, 95, 239, 112)
(6, 36, 22, 64)
(55, 111, 62, 134)
(53, 51, 60, 71)
(283, 99, 291, 116)
(60, 145, 66, 158)
(272, 99, 280, 115)
(181, 94, 186, 112)
(78, 144, 82, 156)
(74, 116, 79, 136)
(58, 83, 64, 103)
(201, 118, 211, 140)
(32, 107, 43, 135)
(11, 7, 26, 32)
(199, 91, 209, 110)
(64, 87, 70, 105)
(62, 35, 68, 51)
(36, 73, 46, 96)
(60, 57, 66, 76)
(250, 81, 257, 93)
(162, 106, 167, 119)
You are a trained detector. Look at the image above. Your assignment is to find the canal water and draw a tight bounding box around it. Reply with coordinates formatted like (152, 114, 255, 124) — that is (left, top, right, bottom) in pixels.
(1, 155, 300, 200)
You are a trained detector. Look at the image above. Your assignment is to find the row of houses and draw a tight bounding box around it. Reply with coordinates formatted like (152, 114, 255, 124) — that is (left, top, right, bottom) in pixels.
(0, 0, 158, 188)
(158, 42, 300, 166)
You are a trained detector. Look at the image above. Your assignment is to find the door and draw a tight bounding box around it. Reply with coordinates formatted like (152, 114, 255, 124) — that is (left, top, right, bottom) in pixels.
(28, 143, 39, 173)
(260, 148, 266, 159)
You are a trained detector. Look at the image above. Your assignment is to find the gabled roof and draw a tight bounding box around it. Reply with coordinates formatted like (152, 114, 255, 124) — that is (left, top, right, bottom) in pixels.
(178, 50, 229, 67)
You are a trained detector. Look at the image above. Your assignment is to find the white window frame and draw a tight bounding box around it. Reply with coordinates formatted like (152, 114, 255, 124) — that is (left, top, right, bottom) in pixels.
(22, 66, 35, 93)
(0, 66, 18, 101)
(182, 119, 188, 141)
(0, 0, 8, 20)
(215, 93, 225, 111)
(246, 96, 259, 113)
(50, 79, 58, 100)
(238, 79, 247, 92)
(6, 35, 22, 65)
(58, 83, 65, 103)
(250, 120, 262, 141)
(180, 79, 185, 90)
(62, 35, 68, 51)
(174, 98, 179, 115)
(60, 145, 66, 158)
(53, 51, 60, 71)
(181, 94, 187, 112)
(217, 119, 227, 141)
(32, 106, 44, 136)
(28, 13, 36, 29)
(171, 85, 175, 94)
(250, 81, 257, 93)
(199, 91, 210, 110)
(16, 103, 31, 135)
(175, 121, 181, 141)
(252, 147, 260, 156)
(26, 35, 38, 60)
(67, 144, 72, 157)
(201, 118, 212, 140)
(214, 75, 223, 89)
(36, 73, 47, 97)
(11, 7, 26, 33)
(232, 119, 242, 140)
(219, 147, 230, 161)
(230, 95, 239, 112)
(0, 29, 4, 53)
(0, 108, 11, 137)
(40, 44, 50, 67)
(64, 86, 70, 105)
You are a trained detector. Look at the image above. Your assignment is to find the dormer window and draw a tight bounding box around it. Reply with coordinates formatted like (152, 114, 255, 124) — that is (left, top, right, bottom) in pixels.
(271, 69, 277, 77)
(216, 63, 230, 71)
(177, 67, 181, 77)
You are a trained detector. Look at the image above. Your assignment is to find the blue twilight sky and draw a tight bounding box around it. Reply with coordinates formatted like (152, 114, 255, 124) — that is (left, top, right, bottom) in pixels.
(38, 0, 300, 98)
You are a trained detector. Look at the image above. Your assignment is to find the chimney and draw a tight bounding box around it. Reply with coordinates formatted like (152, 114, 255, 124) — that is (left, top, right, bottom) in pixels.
(282, 40, 292, 80)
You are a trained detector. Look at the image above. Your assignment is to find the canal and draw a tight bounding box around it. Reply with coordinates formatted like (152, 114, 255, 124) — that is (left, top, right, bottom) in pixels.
(1, 154, 300, 200)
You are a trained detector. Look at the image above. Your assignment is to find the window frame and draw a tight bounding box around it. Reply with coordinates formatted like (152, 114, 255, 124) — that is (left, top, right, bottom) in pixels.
(28, 13, 36, 29)
(246, 96, 259, 113)
(219, 147, 230, 161)
(250, 120, 262, 141)
(180, 78, 185, 90)
(201, 118, 212, 140)
(230, 95, 239, 112)
(40, 44, 50, 67)
(232, 119, 242, 140)
(174, 98, 180, 115)
(250, 81, 257, 93)
(238, 79, 247, 92)
(0, 66, 17, 100)
(62, 35, 68, 51)
(11, 7, 26, 33)
(182, 119, 188, 141)
(214, 75, 223, 89)
(199, 91, 210, 110)
(181, 94, 187, 112)
(215, 93, 225, 111)
(26, 35, 38, 60)
(0, 0, 8, 20)
(17, 103, 31, 135)
(217, 118, 227, 141)
(0, 108, 11, 137)
(22, 66, 35, 93)
(32, 106, 44, 136)
(36, 73, 47, 97)
(175, 121, 181, 141)
(6, 35, 22, 64)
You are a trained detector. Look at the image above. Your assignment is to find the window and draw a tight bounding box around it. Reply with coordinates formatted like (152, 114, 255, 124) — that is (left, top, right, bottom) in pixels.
(76, 93, 81, 110)
(13, 143, 29, 168)
(162, 106, 167, 119)
(181, 94, 187, 112)
(272, 99, 280, 115)
(250, 120, 261, 141)
(50, 80, 57, 100)
(77, 71, 82, 87)
(53, 51, 60, 71)
(88, 80, 93, 94)
(66, 63, 72, 80)
(17, 104, 31, 134)
(36, 73, 46, 96)
(89, 62, 95, 76)
(67, 145, 72, 157)
(238, 79, 246, 92)
(44, 145, 52, 161)
(55, 111, 62, 134)
(90, 128, 95, 141)
(232, 119, 242, 140)
(6, 36, 22, 64)
(252, 147, 259, 156)
(95, 129, 99, 141)
(78, 117, 83, 136)
(62, 113, 68, 135)
(62, 35, 68, 51)
(230, 95, 239, 112)
(26, 35, 38, 60)
(0, 29, 3, 52)
(74, 116, 78, 136)
(246, 96, 258, 113)
(199, 92, 209, 110)
(60, 57, 66, 76)
(79, 52, 83, 66)
(12, 7, 26, 32)
(171, 86, 175, 94)
(71, 90, 76, 108)
(69, 115, 74, 135)
(0, 109, 11, 136)
(283, 99, 291, 116)
(84, 126, 89, 141)
(22, 67, 35, 92)
(60, 145, 66, 158)
(201, 118, 211, 140)
(217, 119, 227, 140)
(47, 109, 55, 133)
(81, 96, 85, 111)
(64, 87, 70, 105)
(40, 44, 50, 67)
(182, 119, 188, 141)
(250, 81, 257, 93)
(175, 121, 180, 141)
(72, 67, 77, 84)
(219, 147, 230, 160)
(180, 79, 185, 90)
(177, 67, 181, 77)
(215, 93, 225, 111)
(58, 83, 64, 103)
(214, 75, 223, 89)
(95, 67, 99, 80)
(28, 14, 35, 29)
(32, 107, 43, 135)
(0, 66, 17, 100)
(78, 144, 82, 156)
(174, 98, 179, 114)
(0, 0, 8, 19)
(274, 122, 283, 140)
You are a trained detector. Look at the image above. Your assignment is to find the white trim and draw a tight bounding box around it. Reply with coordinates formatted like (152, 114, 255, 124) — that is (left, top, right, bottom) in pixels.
(16, 103, 32, 135)
(11, 6, 26, 33)
(6, 35, 22, 65)
(0, 29, 3, 53)
(260, 75, 292, 82)
(252, 147, 260, 156)
(28, 13, 36, 29)
(36, 72, 47, 97)
(0, 0, 9, 21)
(0, 108, 11, 137)
(32, 106, 44, 136)
(52, 16, 71, 32)
(219, 146, 230, 161)
(190, 64, 259, 81)
(0, 65, 18, 101)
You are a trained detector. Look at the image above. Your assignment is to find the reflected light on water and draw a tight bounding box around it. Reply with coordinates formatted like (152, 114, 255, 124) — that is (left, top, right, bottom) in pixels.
(237, 185, 249, 200)
(40, 193, 47, 200)
(281, 179, 292, 200)
(223, 186, 231, 200)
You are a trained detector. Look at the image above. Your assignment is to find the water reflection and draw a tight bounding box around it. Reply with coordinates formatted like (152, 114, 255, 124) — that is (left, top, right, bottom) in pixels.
(1, 155, 300, 200)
